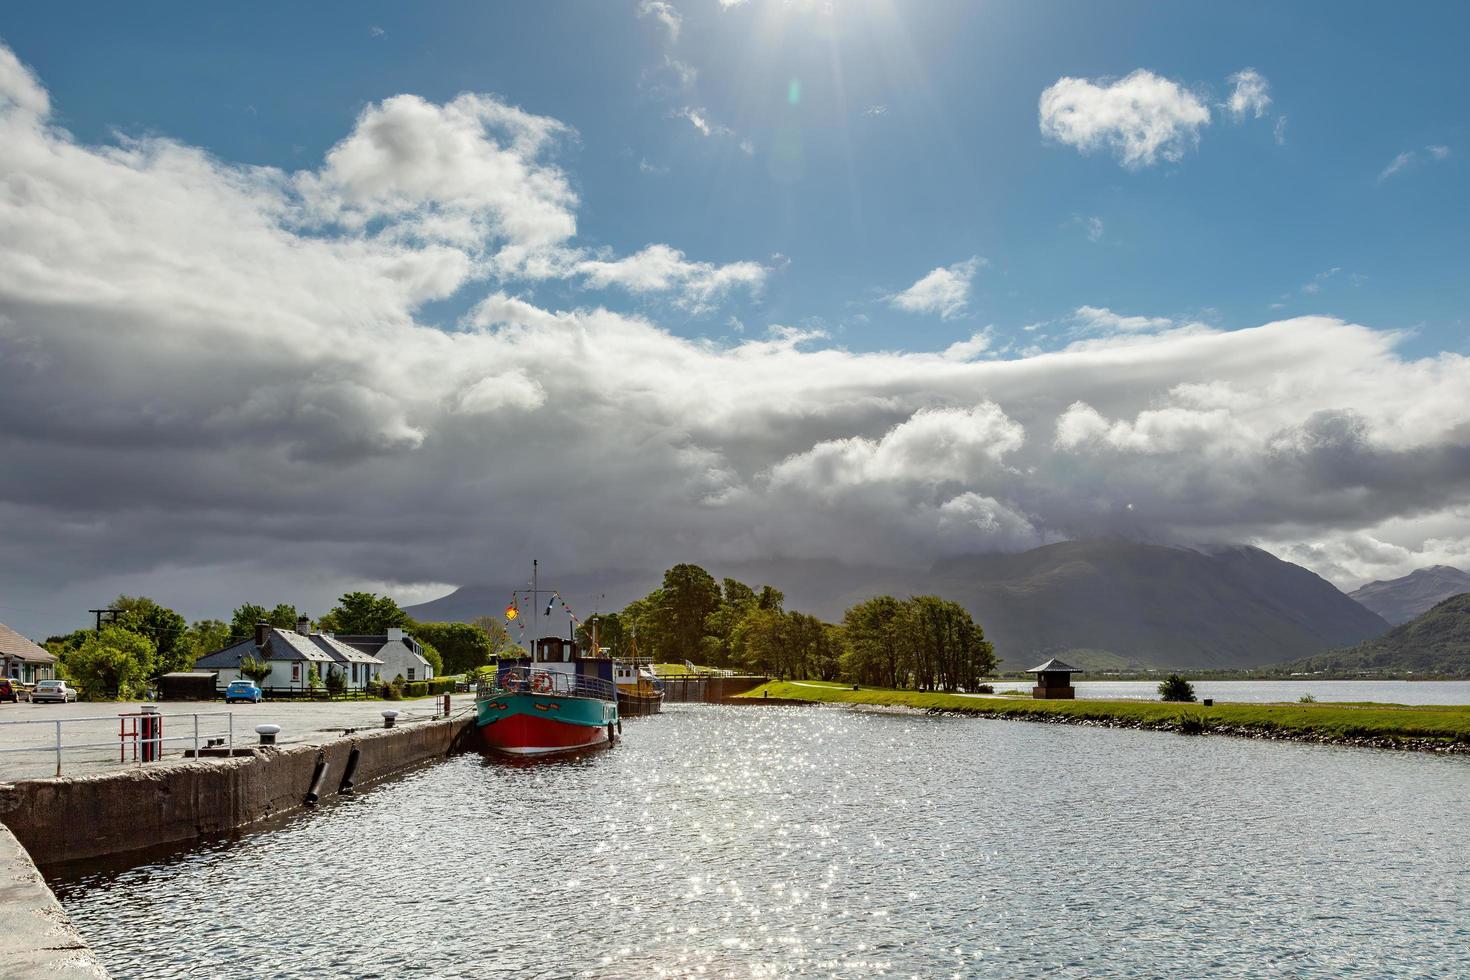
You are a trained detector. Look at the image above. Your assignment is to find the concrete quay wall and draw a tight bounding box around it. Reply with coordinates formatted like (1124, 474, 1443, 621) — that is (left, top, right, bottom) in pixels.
(0, 822, 109, 978)
(0, 715, 476, 867)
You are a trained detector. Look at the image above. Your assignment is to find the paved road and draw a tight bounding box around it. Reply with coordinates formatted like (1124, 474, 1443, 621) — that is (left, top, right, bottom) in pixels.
(0, 696, 463, 782)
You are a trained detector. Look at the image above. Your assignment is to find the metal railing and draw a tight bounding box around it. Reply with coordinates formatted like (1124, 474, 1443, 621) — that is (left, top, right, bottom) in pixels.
(0, 711, 235, 777)
(477, 667, 617, 703)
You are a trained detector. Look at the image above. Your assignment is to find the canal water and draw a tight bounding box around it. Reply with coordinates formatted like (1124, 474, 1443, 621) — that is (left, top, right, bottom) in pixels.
(50, 704, 1470, 978)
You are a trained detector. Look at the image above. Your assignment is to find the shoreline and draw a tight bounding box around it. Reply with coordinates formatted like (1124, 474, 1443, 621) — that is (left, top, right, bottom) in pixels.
(737, 682, 1470, 754)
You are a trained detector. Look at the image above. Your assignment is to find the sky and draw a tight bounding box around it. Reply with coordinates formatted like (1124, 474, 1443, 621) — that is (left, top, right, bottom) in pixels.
(1, 1, 1468, 637)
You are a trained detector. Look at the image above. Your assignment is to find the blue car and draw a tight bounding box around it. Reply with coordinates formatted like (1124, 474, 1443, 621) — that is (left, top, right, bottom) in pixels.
(225, 679, 263, 704)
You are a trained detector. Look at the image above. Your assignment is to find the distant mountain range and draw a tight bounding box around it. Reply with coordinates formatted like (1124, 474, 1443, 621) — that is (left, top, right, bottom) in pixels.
(925, 541, 1387, 671)
(1279, 592, 1470, 676)
(405, 539, 1389, 671)
(1348, 565, 1470, 625)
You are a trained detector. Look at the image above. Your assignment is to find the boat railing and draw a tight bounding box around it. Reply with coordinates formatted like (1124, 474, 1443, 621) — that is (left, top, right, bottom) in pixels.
(478, 666, 617, 703)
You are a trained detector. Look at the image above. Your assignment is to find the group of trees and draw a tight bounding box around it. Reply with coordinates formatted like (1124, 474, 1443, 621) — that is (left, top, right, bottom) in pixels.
(592, 563, 996, 690)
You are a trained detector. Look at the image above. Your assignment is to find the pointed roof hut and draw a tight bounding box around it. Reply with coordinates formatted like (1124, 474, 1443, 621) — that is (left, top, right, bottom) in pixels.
(1027, 657, 1082, 699)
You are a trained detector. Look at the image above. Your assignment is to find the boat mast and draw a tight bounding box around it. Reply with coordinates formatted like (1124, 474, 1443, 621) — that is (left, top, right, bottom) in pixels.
(531, 558, 538, 660)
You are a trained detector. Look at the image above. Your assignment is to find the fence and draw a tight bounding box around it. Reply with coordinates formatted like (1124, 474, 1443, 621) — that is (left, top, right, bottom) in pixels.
(0, 710, 235, 777)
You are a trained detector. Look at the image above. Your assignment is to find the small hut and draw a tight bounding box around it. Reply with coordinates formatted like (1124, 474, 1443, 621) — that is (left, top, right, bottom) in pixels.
(1027, 658, 1082, 699)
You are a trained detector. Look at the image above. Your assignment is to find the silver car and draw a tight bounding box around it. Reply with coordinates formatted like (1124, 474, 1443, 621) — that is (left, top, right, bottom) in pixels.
(31, 679, 78, 703)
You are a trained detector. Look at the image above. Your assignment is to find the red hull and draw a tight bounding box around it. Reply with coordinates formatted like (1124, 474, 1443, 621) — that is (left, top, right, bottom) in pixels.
(479, 711, 609, 756)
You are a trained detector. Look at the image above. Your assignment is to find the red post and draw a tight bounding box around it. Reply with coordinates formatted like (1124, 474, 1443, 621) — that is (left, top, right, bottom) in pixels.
(442, 692, 451, 716)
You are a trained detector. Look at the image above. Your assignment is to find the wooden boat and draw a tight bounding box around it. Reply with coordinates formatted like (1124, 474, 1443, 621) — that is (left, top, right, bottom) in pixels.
(614, 658, 665, 716)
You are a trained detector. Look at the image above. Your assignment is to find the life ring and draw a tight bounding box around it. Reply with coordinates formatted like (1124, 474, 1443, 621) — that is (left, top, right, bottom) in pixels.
(500, 672, 521, 693)
(532, 673, 554, 694)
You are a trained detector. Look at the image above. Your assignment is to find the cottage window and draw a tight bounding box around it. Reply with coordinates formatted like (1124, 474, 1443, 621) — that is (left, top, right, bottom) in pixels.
(292, 663, 300, 682)
(408, 668, 416, 681)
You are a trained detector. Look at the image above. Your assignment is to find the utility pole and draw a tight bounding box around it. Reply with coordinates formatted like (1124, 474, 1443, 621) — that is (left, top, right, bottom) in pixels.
(89, 608, 118, 633)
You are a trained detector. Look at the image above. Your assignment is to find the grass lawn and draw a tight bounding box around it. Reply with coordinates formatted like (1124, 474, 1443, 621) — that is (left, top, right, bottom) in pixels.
(738, 681, 1470, 744)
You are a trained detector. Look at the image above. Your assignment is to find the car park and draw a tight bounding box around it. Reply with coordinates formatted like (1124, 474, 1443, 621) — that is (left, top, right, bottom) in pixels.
(30, 679, 78, 703)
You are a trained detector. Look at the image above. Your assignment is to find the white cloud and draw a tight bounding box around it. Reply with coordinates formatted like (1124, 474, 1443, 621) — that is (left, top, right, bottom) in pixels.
(638, 0, 682, 42)
(369, 25, 385, 38)
(1274, 115, 1288, 145)
(639, 158, 669, 175)
(5, 42, 1470, 628)
(1224, 68, 1271, 120)
(865, 104, 887, 117)
(574, 244, 767, 311)
(889, 257, 985, 319)
(677, 106, 730, 138)
(718, 0, 749, 7)
(1039, 69, 1211, 168)
(1072, 305, 1173, 334)
(1078, 215, 1104, 242)
(295, 92, 579, 251)
(1301, 268, 1341, 295)
(942, 330, 993, 361)
(1380, 145, 1450, 182)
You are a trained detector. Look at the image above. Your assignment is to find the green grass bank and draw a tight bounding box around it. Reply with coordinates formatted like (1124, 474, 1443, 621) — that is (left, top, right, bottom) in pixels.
(738, 681, 1470, 750)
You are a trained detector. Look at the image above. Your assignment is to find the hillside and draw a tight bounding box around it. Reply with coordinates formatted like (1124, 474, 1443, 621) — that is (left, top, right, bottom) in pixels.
(1349, 565, 1470, 625)
(407, 541, 1388, 672)
(927, 541, 1389, 671)
(1280, 592, 1470, 676)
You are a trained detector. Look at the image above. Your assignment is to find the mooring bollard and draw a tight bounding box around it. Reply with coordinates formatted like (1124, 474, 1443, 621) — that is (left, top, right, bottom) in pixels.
(442, 692, 451, 717)
(382, 709, 399, 729)
(255, 723, 281, 745)
(140, 704, 162, 763)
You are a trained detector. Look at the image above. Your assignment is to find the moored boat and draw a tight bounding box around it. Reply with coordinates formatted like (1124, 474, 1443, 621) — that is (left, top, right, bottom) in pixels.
(476, 636, 619, 756)
(614, 659, 665, 716)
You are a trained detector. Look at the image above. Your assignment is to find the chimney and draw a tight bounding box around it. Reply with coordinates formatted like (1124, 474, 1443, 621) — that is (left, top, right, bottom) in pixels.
(254, 620, 268, 647)
(296, 615, 311, 636)
(386, 627, 404, 643)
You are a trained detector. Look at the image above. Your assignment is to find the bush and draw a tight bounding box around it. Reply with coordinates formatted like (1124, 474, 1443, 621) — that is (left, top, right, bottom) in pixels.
(324, 667, 346, 696)
(1177, 711, 1208, 735)
(975, 684, 994, 694)
(64, 626, 156, 700)
(1298, 694, 1316, 704)
(403, 681, 429, 698)
(1158, 674, 1197, 703)
(428, 677, 457, 696)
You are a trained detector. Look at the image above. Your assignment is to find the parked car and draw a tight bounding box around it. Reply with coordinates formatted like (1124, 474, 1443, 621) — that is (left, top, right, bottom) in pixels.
(0, 678, 29, 703)
(225, 679, 263, 704)
(30, 679, 78, 703)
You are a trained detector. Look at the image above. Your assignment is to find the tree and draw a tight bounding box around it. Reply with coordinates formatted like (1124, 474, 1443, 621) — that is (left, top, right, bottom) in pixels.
(228, 603, 301, 643)
(901, 596, 995, 692)
(1158, 674, 1197, 702)
(324, 666, 346, 696)
(112, 595, 188, 677)
(576, 613, 628, 659)
(317, 592, 411, 635)
(470, 616, 519, 657)
(841, 596, 908, 688)
(412, 621, 495, 675)
(62, 626, 156, 700)
(239, 656, 272, 685)
(655, 564, 723, 661)
(180, 619, 231, 667)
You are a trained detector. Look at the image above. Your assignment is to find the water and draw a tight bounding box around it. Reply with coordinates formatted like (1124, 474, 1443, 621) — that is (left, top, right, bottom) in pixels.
(51, 704, 1470, 978)
(984, 679, 1470, 705)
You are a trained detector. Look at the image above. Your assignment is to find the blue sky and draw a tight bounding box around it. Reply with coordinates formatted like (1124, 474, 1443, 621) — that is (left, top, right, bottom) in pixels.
(4, 1, 1464, 356)
(2, 2, 1469, 636)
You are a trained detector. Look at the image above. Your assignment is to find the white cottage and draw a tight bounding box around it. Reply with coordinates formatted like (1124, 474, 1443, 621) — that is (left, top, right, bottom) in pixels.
(1, 621, 57, 684)
(194, 621, 383, 693)
(335, 627, 434, 683)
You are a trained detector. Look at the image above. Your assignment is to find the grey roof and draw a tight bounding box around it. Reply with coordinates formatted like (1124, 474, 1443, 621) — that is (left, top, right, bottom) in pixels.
(194, 637, 257, 670)
(0, 621, 57, 663)
(1027, 657, 1083, 674)
(194, 628, 339, 670)
(310, 633, 382, 665)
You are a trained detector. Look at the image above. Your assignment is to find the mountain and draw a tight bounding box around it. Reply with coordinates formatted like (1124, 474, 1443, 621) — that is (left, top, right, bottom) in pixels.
(1348, 565, 1470, 625)
(405, 540, 1388, 672)
(926, 540, 1389, 671)
(1279, 592, 1470, 676)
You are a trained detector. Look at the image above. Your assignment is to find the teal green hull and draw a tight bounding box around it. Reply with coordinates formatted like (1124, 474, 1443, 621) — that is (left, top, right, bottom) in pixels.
(476, 692, 617, 755)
